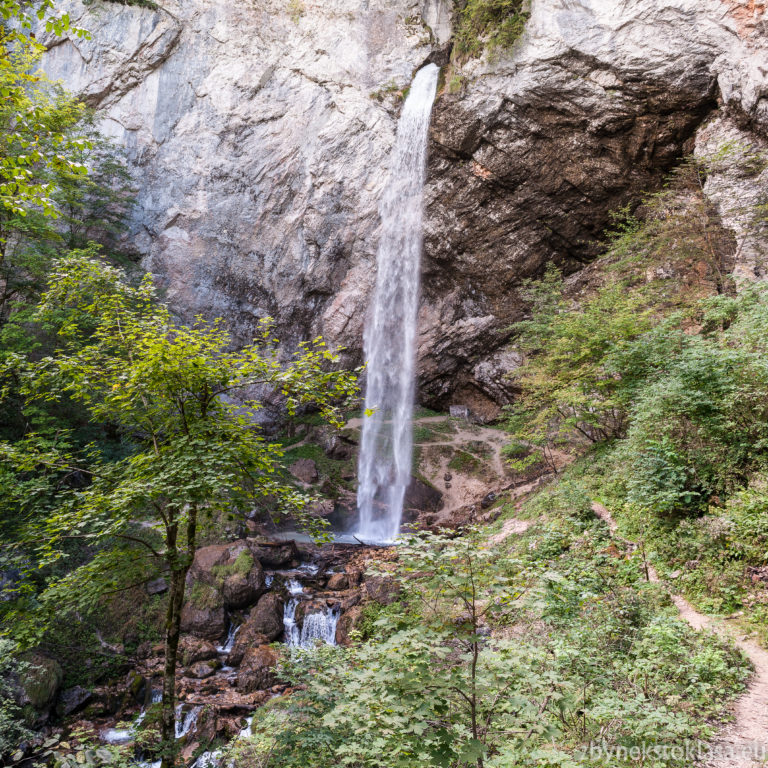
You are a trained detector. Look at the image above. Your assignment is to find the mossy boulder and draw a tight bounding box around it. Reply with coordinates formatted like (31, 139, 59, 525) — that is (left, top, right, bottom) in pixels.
(186, 541, 265, 611)
(19, 654, 63, 710)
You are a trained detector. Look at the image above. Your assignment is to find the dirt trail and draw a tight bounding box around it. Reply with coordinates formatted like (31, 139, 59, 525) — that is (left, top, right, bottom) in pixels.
(592, 502, 768, 768)
(414, 417, 510, 514)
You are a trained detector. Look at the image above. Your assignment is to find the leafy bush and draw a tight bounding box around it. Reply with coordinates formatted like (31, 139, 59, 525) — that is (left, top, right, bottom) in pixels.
(453, 0, 529, 60)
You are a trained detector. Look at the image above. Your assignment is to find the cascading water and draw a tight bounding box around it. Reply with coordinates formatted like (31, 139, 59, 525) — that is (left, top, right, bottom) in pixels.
(356, 63, 440, 544)
(283, 577, 340, 648)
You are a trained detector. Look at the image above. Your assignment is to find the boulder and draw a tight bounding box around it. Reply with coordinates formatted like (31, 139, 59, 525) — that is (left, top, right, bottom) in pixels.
(19, 654, 63, 709)
(146, 577, 168, 595)
(235, 646, 279, 694)
(246, 540, 298, 569)
(326, 573, 349, 591)
(335, 605, 364, 646)
(180, 584, 227, 641)
(289, 458, 319, 484)
(364, 575, 400, 606)
(178, 637, 219, 666)
(187, 660, 220, 679)
(226, 622, 269, 667)
(244, 593, 284, 642)
(56, 685, 92, 717)
(187, 541, 265, 611)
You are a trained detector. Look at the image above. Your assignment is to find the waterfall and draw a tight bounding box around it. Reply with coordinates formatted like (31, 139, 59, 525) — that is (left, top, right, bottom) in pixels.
(356, 63, 440, 544)
(283, 577, 340, 648)
(216, 622, 240, 654)
(175, 705, 201, 739)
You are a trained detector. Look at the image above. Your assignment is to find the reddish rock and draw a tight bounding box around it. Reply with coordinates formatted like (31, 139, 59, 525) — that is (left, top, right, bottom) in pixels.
(178, 637, 219, 666)
(245, 593, 284, 642)
(289, 458, 319, 484)
(187, 540, 265, 610)
(326, 573, 349, 590)
(335, 605, 364, 646)
(364, 575, 400, 605)
(236, 646, 279, 693)
(226, 622, 269, 667)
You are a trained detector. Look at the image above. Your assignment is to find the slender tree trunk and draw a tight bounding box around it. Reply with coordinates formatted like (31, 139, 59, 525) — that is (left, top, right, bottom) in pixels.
(160, 564, 188, 768)
(160, 506, 197, 768)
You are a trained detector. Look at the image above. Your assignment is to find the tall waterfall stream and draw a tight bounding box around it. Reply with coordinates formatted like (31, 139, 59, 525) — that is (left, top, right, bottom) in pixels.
(356, 63, 440, 544)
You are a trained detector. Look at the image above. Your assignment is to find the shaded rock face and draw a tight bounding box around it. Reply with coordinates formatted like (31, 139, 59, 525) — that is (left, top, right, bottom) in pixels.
(421, 0, 768, 412)
(40, 0, 768, 413)
(236, 646, 279, 694)
(244, 592, 284, 642)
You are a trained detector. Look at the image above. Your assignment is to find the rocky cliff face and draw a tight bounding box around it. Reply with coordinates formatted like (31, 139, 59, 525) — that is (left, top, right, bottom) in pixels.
(41, 0, 768, 418)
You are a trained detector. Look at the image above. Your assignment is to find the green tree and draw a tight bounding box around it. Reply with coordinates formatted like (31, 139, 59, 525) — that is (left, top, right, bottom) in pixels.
(1, 4, 90, 226)
(0, 252, 359, 766)
(240, 530, 560, 768)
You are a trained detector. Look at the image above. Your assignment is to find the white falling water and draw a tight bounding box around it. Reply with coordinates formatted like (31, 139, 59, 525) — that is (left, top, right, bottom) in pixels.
(356, 63, 440, 544)
(216, 622, 240, 654)
(175, 705, 201, 739)
(283, 584, 340, 649)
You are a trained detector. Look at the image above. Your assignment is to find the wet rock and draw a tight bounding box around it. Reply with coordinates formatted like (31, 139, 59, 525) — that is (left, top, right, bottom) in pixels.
(178, 637, 219, 667)
(244, 593, 284, 642)
(246, 540, 298, 569)
(289, 458, 319, 484)
(235, 646, 279, 694)
(326, 573, 349, 591)
(226, 622, 269, 667)
(480, 492, 497, 510)
(56, 686, 92, 717)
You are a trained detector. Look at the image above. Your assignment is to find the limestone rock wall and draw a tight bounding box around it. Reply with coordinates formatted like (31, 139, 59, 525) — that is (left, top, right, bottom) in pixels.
(41, 0, 768, 417)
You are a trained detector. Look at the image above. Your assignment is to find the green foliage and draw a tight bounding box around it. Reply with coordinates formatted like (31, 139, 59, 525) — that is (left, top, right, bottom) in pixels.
(0, 639, 32, 756)
(0, 252, 358, 639)
(506, 160, 744, 467)
(230, 519, 748, 768)
(212, 549, 254, 580)
(453, 0, 529, 60)
(0, 34, 89, 223)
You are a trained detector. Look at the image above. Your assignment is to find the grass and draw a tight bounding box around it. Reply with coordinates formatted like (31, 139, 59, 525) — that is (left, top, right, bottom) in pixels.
(282, 442, 355, 495)
(212, 550, 254, 581)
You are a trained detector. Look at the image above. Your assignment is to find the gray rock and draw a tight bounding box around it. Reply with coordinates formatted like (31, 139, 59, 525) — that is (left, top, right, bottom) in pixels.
(145, 577, 168, 595)
(37, 0, 768, 412)
(56, 685, 92, 717)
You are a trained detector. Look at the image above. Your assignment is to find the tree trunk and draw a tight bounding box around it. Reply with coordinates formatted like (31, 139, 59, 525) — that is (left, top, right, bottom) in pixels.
(160, 564, 188, 768)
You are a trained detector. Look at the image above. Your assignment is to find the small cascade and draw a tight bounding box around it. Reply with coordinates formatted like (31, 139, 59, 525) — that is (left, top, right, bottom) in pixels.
(101, 706, 150, 744)
(356, 63, 441, 544)
(216, 623, 240, 654)
(175, 705, 201, 740)
(282, 577, 339, 649)
(298, 605, 340, 647)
